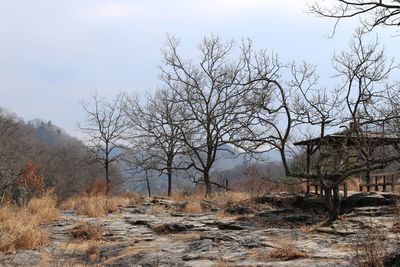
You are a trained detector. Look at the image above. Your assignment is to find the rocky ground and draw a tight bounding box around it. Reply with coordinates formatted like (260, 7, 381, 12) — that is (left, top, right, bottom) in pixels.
(1, 192, 399, 266)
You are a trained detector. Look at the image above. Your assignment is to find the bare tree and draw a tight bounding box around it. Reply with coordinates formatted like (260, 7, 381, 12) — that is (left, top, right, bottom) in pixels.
(80, 92, 129, 194)
(124, 88, 189, 197)
(161, 35, 275, 196)
(0, 108, 32, 197)
(309, 0, 400, 32)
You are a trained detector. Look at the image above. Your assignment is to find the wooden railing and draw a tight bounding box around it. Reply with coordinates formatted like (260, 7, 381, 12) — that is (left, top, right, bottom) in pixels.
(359, 171, 400, 192)
(306, 181, 349, 197)
(305, 171, 400, 197)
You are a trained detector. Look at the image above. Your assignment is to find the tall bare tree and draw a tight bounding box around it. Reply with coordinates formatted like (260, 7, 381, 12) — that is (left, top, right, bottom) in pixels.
(80, 92, 128, 194)
(161, 35, 276, 196)
(124, 88, 189, 197)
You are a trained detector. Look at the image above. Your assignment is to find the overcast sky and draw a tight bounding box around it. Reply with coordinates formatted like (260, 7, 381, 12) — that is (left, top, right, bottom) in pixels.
(0, 0, 398, 138)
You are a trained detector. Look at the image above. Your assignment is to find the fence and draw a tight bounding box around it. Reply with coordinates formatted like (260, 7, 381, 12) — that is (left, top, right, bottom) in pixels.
(359, 172, 400, 192)
(306, 181, 348, 198)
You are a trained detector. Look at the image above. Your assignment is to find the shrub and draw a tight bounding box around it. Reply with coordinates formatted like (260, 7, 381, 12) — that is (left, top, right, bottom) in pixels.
(350, 226, 390, 267)
(26, 191, 59, 223)
(70, 222, 108, 240)
(0, 192, 58, 253)
(184, 201, 203, 214)
(268, 240, 309, 260)
(17, 161, 45, 204)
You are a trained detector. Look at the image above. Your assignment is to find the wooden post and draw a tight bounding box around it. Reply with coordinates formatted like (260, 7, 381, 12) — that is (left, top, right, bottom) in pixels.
(367, 174, 370, 192)
(383, 176, 386, 192)
(375, 176, 379, 191)
(306, 145, 311, 195)
(315, 185, 318, 195)
(320, 180, 324, 197)
(392, 175, 396, 192)
(344, 182, 348, 198)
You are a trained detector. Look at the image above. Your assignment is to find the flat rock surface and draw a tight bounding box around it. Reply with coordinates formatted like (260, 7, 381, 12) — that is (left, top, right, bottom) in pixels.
(1, 192, 399, 266)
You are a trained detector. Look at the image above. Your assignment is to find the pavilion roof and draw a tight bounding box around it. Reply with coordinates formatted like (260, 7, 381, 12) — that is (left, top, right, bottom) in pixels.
(294, 132, 400, 147)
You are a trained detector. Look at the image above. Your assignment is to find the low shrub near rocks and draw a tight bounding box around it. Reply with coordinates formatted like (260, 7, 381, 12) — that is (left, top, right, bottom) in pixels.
(350, 226, 391, 267)
(267, 239, 309, 261)
(151, 223, 193, 234)
(70, 222, 108, 240)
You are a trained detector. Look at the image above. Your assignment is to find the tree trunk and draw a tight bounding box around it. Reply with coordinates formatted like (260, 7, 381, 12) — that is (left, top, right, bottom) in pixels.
(204, 171, 211, 197)
(105, 143, 110, 196)
(146, 176, 151, 198)
(105, 160, 110, 195)
(167, 163, 172, 197)
(324, 185, 340, 221)
(331, 185, 340, 220)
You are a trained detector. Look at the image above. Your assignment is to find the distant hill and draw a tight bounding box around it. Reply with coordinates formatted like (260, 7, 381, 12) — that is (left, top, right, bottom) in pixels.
(28, 119, 81, 148)
(125, 144, 285, 195)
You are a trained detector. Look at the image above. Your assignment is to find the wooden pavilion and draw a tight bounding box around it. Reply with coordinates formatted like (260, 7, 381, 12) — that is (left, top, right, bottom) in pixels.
(293, 129, 400, 196)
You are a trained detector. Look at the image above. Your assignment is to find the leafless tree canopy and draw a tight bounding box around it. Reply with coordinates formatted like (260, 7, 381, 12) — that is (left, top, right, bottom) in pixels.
(0, 108, 31, 195)
(160, 35, 280, 195)
(310, 0, 400, 32)
(124, 88, 189, 197)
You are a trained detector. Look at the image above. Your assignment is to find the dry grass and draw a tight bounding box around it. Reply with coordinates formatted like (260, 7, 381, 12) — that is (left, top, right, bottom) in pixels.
(170, 191, 250, 205)
(350, 226, 390, 267)
(70, 222, 108, 241)
(184, 201, 203, 213)
(0, 192, 59, 254)
(212, 191, 250, 204)
(86, 243, 101, 262)
(169, 191, 251, 214)
(148, 205, 169, 215)
(267, 240, 309, 261)
(61, 193, 140, 217)
(26, 192, 59, 223)
(169, 192, 203, 203)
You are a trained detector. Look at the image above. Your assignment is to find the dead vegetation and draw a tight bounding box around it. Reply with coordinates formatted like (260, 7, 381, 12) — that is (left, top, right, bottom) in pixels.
(0, 191, 59, 254)
(60, 192, 141, 217)
(349, 225, 391, 267)
(85, 243, 101, 262)
(70, 222, 108, 241)
(266, 239, 309, 261)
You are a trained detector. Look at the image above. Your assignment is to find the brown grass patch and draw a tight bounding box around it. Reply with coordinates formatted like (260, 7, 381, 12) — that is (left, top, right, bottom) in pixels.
(267, 240, 309, 261)
(184, 201, 203, 213)
(148, 205, 169, 215)
(211, 191, 250, 206)
(170, 191, 250, 206)
(26, 192, 59, 223)
(61, 193, 139, 217)
(70, 222, 108, 241)
(151, 224, 173, 234)
(86, 243, 101, 262)
(0, 192, 58, 253)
